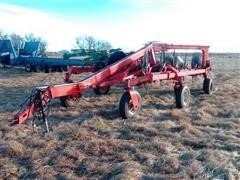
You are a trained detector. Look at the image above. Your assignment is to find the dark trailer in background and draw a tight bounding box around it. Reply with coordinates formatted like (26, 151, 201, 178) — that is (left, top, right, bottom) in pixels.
(0, 40, 94, 73)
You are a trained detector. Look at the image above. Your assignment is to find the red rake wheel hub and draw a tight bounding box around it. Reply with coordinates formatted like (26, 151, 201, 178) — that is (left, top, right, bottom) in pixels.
(119, 90, 142, 119)
(129, 91, 140, 109)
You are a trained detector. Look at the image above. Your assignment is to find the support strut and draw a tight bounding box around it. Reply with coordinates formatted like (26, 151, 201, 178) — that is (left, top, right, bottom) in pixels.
(32, 89, 50, 133)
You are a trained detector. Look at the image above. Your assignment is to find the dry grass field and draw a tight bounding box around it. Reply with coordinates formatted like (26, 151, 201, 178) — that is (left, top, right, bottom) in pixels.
(0, 54, 240, 179)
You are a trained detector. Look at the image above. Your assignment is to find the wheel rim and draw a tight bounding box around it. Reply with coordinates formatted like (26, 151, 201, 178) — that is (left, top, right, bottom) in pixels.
(99, 86, 108, 94)
(60, 96, 80, 107)
(128, 100, 138, 114)
(182, 88, 190, 107)
(119, 91, 142, 119)
(36, 65, 41, 71)
(209, 81, 213, 93)
(25, 64, 31, 71)
(68, 96, 81, 106)
(126, 95, 141, 117)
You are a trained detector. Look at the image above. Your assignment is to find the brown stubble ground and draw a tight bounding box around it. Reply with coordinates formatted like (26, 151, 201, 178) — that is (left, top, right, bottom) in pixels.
(0, 54, 240, 179)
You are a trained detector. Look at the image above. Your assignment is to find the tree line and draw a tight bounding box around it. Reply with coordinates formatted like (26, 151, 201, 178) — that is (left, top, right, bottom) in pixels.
(0, 28, 112, 57)
(76, 35, 112, 51)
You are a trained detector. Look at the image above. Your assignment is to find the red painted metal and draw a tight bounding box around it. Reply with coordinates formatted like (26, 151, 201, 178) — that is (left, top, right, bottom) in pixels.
(64, 66, 95, 82)
(128, 89, 140, 109)
(11, 42, 211, 125)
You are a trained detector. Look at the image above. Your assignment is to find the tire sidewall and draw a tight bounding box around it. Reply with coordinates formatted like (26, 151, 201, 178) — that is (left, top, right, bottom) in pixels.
(180, 86, 191, 108)
(98, 86, 110, 94)
(203, 78, 213, 94)
(207, 79, 213, 94)
(35, 65, 42, 72)
(120, 91, 141, 119)
(93, 86, 110, 95)
(25, 63, 32, 72)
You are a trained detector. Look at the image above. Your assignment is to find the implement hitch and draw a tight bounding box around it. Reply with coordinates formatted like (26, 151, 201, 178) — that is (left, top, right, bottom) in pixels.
(11, 87, 51, 132)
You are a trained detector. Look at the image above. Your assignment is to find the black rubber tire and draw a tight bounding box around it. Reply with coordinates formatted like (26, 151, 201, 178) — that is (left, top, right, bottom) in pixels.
(60, 96, 71, 107)
(62, 65, 68, 72)
(0, 63, 5, 68)
(44, 65, 49, 73)
(50, 66, 57, 72)
(25, 63, 32, 72)
(95, 61, 106, 71)
(203, 78, 213, 94)
(60, 96, 80, 108)
(175, 86, 191, 108)
(108, 51, 127, 65)
(0, 54, 10, 66)
(119, 91, 142, 119)
(34, 65, 42, 72)
(57, 66, 63, 72)
(93, 86, 110, 95)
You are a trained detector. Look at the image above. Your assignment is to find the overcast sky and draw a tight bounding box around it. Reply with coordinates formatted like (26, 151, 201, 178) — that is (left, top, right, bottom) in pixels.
(0, 0, 239, 52)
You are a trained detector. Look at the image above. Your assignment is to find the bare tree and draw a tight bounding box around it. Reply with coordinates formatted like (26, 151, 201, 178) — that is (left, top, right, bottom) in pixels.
(95, 40, 112, 51)
(76, 37, 86, 49)
(24, 33, 39, 42)
(0, 28, 8, 39)
(76, 35, 112, 51)
(76, 35, 96, 49)
(85, 35, 96, 49)
(38, 40, 47, 57)
(9, 33, 25, 52)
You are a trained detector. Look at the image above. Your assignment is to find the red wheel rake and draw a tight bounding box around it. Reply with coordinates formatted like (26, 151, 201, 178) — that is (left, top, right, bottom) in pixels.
(10, 42, 213, 132)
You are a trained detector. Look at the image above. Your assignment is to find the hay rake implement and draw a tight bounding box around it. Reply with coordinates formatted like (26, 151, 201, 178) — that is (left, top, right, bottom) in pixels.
(10, 42, 213, 132)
